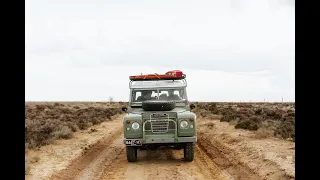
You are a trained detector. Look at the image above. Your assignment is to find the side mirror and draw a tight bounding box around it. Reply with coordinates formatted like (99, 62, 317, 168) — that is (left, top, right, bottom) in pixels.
(190, 104, 196, 109)
(121, 105, 128, 112)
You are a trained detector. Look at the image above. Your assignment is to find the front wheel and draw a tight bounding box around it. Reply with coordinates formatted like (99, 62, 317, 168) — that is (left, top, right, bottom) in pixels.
(126, 146, 137, 162)
(184, 143, 195, 162)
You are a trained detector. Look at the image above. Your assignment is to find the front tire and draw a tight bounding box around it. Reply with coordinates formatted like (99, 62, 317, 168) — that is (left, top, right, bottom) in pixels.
(126, 146, 137, 162)
(184, 143, 195, 162)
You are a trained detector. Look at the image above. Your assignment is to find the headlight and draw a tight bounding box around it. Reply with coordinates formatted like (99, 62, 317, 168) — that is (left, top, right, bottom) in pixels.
(132, 122, 140, 130)
(180, 120, 188, 129)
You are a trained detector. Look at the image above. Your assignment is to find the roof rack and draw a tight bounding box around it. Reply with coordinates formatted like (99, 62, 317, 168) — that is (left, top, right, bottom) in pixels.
(129, 73, 186, 81)
(129, 78, 187, 89)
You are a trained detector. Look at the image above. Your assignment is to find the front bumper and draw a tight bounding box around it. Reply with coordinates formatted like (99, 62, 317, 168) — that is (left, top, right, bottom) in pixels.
(124, 136, 197, 145)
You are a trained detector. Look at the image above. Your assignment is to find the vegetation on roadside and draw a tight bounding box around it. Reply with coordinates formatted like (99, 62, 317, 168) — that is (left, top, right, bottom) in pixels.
(193, 102, 295, 141)
(25, 102, 126, 149)
(25, 101, 295, 151)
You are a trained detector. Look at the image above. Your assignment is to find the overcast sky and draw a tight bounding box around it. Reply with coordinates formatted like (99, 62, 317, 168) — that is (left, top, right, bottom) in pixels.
(25, 0, 295, 102)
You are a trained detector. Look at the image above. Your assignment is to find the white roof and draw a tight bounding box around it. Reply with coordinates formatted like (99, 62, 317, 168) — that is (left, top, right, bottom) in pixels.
(129, 79, 187, 89)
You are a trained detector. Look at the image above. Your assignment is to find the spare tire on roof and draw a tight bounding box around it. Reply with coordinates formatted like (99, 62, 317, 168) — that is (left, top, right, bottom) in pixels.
(142, 100, 176, 111)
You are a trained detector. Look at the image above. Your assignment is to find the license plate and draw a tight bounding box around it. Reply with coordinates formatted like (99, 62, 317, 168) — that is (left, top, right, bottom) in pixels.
(126, 139, 142, 146)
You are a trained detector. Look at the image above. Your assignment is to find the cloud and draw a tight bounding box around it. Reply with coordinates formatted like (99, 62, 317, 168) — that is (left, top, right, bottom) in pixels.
(25, 0, 294, 102)
(25, 65, 293, 102)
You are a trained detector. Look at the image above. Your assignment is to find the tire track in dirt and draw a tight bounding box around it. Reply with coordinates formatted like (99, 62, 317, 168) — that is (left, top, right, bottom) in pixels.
(50, 131, 260, 180)
(49, 123, 266, 180)
(198, 131, 294, 180)
(50, 127, 124, 180)
(197, 131, 263, 180)
(98, 144, 234, 180)
(193, 145, 234, 180)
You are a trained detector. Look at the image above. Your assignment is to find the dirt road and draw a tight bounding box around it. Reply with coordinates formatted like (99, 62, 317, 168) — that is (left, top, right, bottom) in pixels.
(26, 115, 294, 180)
(50, 133, 256, 180)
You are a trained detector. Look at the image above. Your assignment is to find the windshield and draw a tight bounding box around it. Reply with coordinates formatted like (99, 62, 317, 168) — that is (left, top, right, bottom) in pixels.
(131, 88, 186, 102)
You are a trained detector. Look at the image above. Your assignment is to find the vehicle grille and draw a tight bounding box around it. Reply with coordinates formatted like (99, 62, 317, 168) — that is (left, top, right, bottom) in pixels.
(151, 120, 169, 133)
(144, 113, 176, 133)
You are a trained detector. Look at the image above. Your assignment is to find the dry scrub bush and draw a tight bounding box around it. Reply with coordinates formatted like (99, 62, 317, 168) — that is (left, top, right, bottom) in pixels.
(205, 102, 217, 110)
(25, 104, 123, 149)
(254, 108, 263, 115)
(255, 127, 274, 139)
(207, 114, 222, 120)
(237, 108, 255, 117)
(275, 118, 295, 140)
(53, 102, 64, 107)
(30, 155, 40, 163)
(207, 122, 215, 129)
(196, 109, 211, 118)
(229, 119, 239, 125)
(264, 109, 284, 120)
(52, 126, 73, 139)
(173, 102, 295, 140)
(235, 116, 262, 130)
(221, 114, 237, 122)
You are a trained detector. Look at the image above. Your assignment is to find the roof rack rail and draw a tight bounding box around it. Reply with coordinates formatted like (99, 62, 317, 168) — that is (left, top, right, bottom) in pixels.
(129, 74, 186, 81)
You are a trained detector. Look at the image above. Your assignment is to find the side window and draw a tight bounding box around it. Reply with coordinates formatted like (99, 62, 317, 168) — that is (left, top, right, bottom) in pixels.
(174, 90, 180, 97)
(151, 91, 157, 98)
(135, 92, 141, 100)
(167, 89, 183, 100)
(159, 90, 168, 96)
(158, 90, 168, 100)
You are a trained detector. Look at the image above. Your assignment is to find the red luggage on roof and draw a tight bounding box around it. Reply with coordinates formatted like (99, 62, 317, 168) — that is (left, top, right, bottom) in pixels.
(165, 70, 184, 77)
(129, 70, 186, 81)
